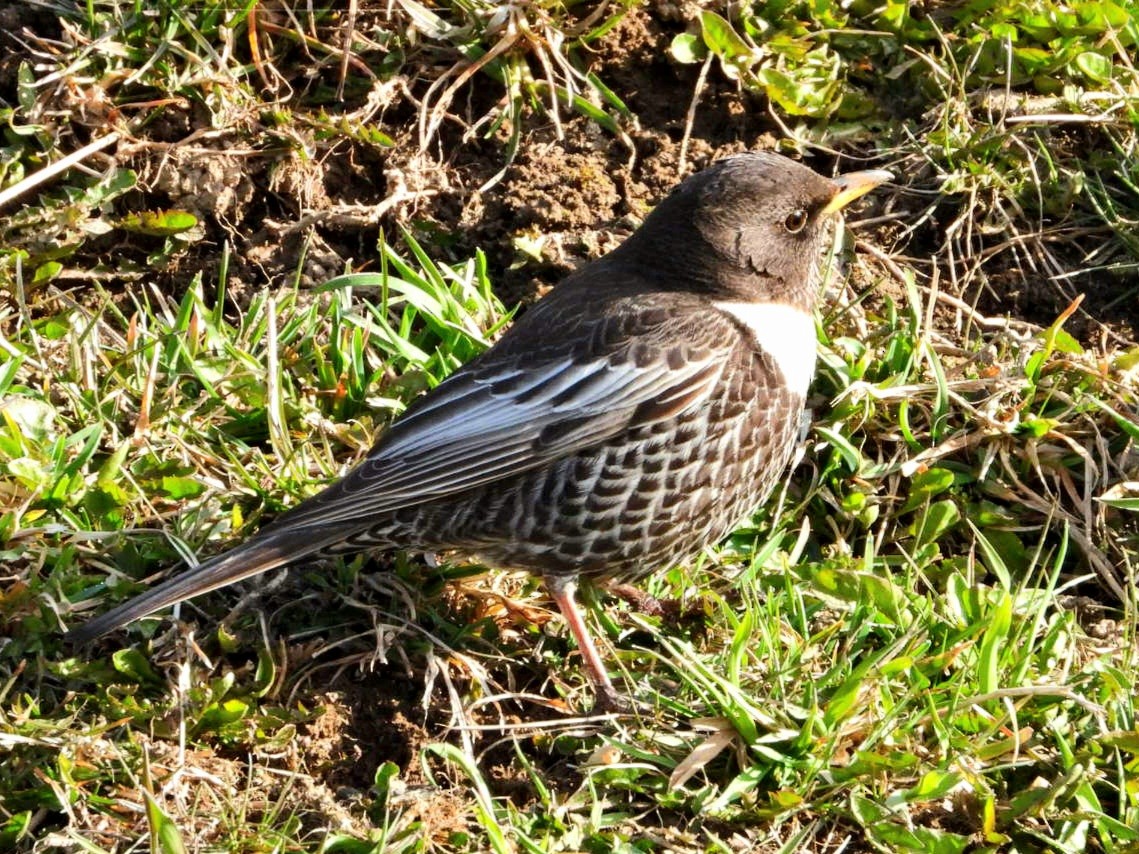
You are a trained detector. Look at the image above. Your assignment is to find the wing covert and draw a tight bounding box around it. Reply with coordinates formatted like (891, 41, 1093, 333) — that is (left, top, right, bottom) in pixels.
(263, 293, 740, 531)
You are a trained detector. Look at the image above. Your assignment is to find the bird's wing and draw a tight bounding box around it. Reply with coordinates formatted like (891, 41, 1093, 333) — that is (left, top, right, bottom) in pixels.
(263, 295, 737, 529)
(65, 292, 741, 643)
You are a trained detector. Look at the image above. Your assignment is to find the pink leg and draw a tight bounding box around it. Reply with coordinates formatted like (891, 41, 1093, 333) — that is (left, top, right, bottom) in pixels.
(544, 573, 626, 712)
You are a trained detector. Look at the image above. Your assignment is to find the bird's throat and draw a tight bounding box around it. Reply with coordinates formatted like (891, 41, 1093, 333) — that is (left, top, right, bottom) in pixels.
(712, 301, 818, 399)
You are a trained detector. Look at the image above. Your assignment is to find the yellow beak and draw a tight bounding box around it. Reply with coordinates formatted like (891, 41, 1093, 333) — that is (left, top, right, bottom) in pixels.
(821, 169, 893, 215)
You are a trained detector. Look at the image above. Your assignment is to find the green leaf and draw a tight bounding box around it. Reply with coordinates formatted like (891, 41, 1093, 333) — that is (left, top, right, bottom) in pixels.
(701, 10, 754, 62)
(1097, 496, 1139, 512)
(1085, 397, 1139, 442)
(911, 499, 960, 549)
(97, 439, 131, 488)
(1074, 52, 1112, 83)
(756, 65, 837, 116)
(216, 622, 240, 653)
(1049, 327, 1083, 355)
(900, 467, 955, 513)
(862, 573, 907, 624)
(824, 658, 876, 727)
(816, 425, 863, 473)
(0, 810, 32, 849)
(970, 523, 1012, 589)
(562, 88, 622, 135)
(196, 698, 250, 733)
(112, 648, 161, 684)
(1025, 349, 1045, 383)
(853, 792, 970, 853)
(425, 744, 511, 854)
(903, 770, 965, 803)
(253, 645, 276, 698)
(32, 262, 63, 284)
(159, 475, 206, 500)
(6, 457, 44, 489)
(978, 591, 1012, 694)
(1083, 1, 1131, 27)
(37, 315, 70, 340)
(17, 62, 37, 112)
(1098, 730, 1139, 753)
(0, 354, 22, 397)
(670, 33, 708, 64)
(989, 22, 1018, 40)
(144, 791, 188, 854)
(372, 760, 400, 813)
(2, 397, 56, 441)
(1019, 413, 1055, 438)
(585, 71, 632, 119)
(117, 210, 199, 236)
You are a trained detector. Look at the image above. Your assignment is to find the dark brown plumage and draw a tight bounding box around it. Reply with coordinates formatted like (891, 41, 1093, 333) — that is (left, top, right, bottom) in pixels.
(66, 152, 890, 710)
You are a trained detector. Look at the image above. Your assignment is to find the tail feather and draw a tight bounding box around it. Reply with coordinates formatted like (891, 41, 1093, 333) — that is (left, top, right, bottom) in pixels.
(64, 526, 346, 646)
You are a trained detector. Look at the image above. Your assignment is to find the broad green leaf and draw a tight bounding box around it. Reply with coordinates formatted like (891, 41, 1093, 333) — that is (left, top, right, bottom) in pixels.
(144, 791, 188, 854)
(373, 760, 401, 811)
(902, 770, 965, 803)
(911, 499, 960, 549)
(32, 261, 62, 284)
(816, 424, 863, 472)
(1098, 730, 1139, 753)
(2, 397, 56, 441)
(1049, 327, 1083, 355)
(159, 475, 206, 500)
(112, 648, 161, 684)
(196, 698, 250, 733)
(0, 810, 32, 850)
(117, 209, 198, 236)
(1075, 50, 1111, 82)
(900, 467, 955, 513)
(37, 315, 70, 339)
(1097, 496, 1139, 511)
(670, 33, 708, 64)
(701, 10, 754, 62)
(1019, 413, 1056, 438)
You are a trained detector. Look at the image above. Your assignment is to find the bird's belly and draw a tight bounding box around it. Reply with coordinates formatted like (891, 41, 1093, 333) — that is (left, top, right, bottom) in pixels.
(398, 374, 806, 581)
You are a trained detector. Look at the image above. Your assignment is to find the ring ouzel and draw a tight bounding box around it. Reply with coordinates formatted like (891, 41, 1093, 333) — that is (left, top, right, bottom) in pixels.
(66, 151, 891, 711)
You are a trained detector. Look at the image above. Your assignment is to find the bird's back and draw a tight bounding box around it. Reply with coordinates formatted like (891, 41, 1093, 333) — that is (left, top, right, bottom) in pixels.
(344, 287, 808, 583)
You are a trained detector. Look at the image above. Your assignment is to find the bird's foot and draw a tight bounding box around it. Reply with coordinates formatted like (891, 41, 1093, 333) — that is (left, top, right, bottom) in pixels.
(604, 582, 666, 617)
(592, 685, 632, 715)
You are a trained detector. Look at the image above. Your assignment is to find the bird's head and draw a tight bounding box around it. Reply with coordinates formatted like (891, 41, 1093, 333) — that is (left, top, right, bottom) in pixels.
(622, 152, 891, 308)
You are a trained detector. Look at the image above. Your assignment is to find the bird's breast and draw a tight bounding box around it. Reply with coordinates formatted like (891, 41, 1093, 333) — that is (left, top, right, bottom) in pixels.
(712, 301, 818, 399)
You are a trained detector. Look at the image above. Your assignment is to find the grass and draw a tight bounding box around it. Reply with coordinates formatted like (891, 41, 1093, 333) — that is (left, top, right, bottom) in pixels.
(2, 0, 1139, 851)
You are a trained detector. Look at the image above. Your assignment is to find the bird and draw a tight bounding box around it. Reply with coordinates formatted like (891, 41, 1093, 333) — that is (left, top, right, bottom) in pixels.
(66, 152, 891, 711)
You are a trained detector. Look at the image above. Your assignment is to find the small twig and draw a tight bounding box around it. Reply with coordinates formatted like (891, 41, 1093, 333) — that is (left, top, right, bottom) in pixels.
(419, 23, 520, 153)
(336, 0, 358, 101)
(0, 132, 120, 210)
(678, 53, 713, 177)
(265, 188, 438, 236)
(857, 238, 1039, 336)
(938, 685, 1106, 720)
(1004, 113, 1116, 126)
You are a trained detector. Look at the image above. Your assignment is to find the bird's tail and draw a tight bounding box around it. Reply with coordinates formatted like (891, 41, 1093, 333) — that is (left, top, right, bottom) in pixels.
(63, 525, 348, 646)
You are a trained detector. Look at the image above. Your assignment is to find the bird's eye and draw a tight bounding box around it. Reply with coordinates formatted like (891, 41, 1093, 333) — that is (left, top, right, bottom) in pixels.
(784, 209, 809, 233)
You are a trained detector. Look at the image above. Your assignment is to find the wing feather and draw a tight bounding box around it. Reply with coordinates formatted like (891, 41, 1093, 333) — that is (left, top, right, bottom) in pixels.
(66, 285, 745, 642)
(265, 300, 738, 531)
